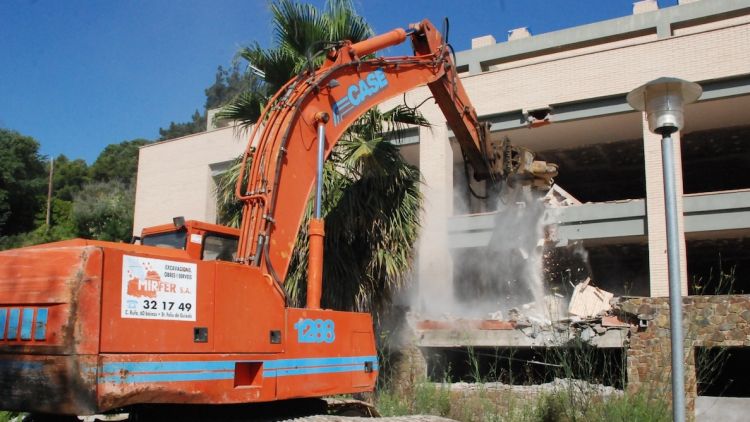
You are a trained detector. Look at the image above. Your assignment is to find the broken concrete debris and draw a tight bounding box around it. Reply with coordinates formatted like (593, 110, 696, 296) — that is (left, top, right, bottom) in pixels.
(568, 277, 614, 318)
(409, 280, 633, 348)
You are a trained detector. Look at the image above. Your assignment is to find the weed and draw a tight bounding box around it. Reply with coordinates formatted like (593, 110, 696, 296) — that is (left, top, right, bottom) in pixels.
(375, 380, 451, 417)
(0, 411, 22, 422)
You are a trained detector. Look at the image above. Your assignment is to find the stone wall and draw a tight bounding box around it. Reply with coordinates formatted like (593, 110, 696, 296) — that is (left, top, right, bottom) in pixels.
(621, 295, 750, 420)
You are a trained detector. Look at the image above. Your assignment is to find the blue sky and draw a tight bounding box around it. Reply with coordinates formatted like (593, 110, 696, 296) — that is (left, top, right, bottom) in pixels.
(1, 0, 678, 163)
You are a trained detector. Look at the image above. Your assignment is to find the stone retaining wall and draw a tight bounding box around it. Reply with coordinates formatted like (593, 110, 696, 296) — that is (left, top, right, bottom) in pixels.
(621, 295, 750, 421)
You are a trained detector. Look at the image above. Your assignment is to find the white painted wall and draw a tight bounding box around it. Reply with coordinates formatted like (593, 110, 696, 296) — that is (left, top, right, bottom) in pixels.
(133, 125, 248, 235)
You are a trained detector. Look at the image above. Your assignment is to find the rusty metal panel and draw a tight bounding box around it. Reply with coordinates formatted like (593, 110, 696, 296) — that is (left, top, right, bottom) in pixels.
(96, 353, 277, 410)
(0, 245, 102, 354)
(0, 245, 102, 414)
(0, 355, 99, 414)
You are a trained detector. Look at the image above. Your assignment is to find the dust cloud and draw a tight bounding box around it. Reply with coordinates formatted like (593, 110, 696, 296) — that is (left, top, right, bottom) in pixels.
(412, 183, 564, 323)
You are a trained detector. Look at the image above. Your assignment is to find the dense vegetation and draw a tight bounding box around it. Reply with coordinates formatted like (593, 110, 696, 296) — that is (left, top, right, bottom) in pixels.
(0, 129, 147, 249)
(0, 65, 245, 249)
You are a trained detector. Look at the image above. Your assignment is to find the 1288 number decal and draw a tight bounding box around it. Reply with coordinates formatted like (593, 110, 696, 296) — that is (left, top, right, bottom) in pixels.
(294, 318, 335, 344)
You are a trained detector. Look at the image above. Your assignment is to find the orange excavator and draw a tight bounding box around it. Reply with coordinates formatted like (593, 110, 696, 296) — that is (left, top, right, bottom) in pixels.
(0, 19, 556, 418)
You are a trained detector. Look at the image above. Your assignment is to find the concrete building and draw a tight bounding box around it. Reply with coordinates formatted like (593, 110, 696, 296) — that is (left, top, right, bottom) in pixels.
(133, 120, 246, 234)
(134, 0, 750, 416)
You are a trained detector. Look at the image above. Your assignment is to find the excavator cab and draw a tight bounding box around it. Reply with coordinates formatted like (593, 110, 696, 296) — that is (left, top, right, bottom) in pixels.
(139, 217, 240, 262)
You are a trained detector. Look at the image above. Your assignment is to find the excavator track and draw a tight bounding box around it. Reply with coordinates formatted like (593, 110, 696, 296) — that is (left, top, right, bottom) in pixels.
(281, 417, 457, 422)
(21, 399, 457, 422)
(22, 398, 433, 422)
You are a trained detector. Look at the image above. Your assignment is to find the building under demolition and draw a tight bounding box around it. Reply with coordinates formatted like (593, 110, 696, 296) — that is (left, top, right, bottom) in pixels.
(133, 0, 750, 418)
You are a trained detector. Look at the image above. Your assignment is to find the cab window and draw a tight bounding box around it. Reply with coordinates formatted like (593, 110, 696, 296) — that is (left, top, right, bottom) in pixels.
(141, 230, 187, 249)
(202, 234, 239, 262)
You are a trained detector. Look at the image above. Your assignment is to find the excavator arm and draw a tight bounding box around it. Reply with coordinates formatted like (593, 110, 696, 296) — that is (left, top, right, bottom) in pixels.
(234, 19, 557, 291)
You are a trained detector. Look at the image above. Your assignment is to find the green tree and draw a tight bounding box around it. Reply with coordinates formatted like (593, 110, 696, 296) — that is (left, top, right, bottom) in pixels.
(52, 154, 90, 201)
(215, 0, 426, 314)
(90, 139, 150, 185)
(158, 110, 205, 141)
(72, 181, 134, 242)
(158, 66, 256, 141)
(205, 65, 256, 110)
(0, 129, 47, 236)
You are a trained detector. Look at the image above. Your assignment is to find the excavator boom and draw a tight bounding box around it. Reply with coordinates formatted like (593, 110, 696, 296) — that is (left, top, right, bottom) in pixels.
(235, 19, 556, 286)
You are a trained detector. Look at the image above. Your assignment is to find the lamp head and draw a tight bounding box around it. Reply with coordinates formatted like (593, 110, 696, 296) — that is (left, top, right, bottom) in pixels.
(627, 77, 702, 135)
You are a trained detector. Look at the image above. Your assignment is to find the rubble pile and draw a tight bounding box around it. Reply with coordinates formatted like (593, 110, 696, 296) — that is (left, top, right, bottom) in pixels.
(448, 378, 623, 397)
(410, 277, 633, 347)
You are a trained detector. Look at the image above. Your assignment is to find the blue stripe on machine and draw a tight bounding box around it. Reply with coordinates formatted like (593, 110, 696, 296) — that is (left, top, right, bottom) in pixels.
(99, 355, 378, 384)
(20, 308, 34, 340)
(100, 370, 235, 384)
(263, 355, 376, 370)
(265, 363, 379, 378)
(0, 360, 44, 370)
(34, 308, 48, 341)
(0, 308, 6, 339)
(102, 355, 377, 374)
(6, 309, 20, 340)
(102, 360, 236, 373)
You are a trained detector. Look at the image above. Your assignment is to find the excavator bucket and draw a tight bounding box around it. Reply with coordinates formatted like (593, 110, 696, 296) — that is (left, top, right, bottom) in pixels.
(483, 136, 559, 191)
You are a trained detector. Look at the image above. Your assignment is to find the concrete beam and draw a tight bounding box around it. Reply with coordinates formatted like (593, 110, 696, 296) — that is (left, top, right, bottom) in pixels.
(385, 127, 420, 146)
(684, 190, 750, 233)
(456, 0, 750, 75)
(415, 327, 628, 348)
(448, 190, 750, 248)
(474, 75, 750, 134)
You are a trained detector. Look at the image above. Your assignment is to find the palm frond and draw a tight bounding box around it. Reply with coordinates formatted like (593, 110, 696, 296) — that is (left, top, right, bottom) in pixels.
(325, 0, 373, 43)
(239, 44, 299, 93)
(382, 104, 431, 129)
(214, 90, 265, 128)
(214, 155, 249, 228)
(271, 0, 329, 59)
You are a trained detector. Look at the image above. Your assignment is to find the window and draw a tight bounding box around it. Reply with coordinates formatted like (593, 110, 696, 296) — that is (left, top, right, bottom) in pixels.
(202, 234, 239, 262)
(142, 230, 187, 249)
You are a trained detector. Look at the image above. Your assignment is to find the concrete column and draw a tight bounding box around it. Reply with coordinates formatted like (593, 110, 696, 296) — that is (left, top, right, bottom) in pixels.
(642, 113, 688, 297)
(416, 123, 454, 312)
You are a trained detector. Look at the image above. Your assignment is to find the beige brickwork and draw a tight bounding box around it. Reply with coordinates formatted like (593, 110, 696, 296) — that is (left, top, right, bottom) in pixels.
(461, 23, 750, 116)
(133, 125, 246, 234)
(642, 115, 689, 297)
(416, 122, 454, 302)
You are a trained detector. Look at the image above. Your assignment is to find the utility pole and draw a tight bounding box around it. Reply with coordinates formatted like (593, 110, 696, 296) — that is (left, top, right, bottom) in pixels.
(46, 157, 54, 230)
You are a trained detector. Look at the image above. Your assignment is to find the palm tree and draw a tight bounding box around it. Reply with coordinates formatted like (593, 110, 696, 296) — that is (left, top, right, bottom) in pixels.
(215, 0, 373, 126)
(215, 0, 427, 316)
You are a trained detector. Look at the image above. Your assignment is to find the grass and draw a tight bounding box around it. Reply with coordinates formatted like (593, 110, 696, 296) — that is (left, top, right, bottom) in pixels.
(0, 412, 21, 422)
(375, 341, 668, 422)
(377, 381, 452, 417)
(375, 381, 669, 422)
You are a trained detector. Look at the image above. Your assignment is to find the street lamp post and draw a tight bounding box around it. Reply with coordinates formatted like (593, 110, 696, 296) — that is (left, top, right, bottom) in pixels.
(627, 77, 702, 422)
